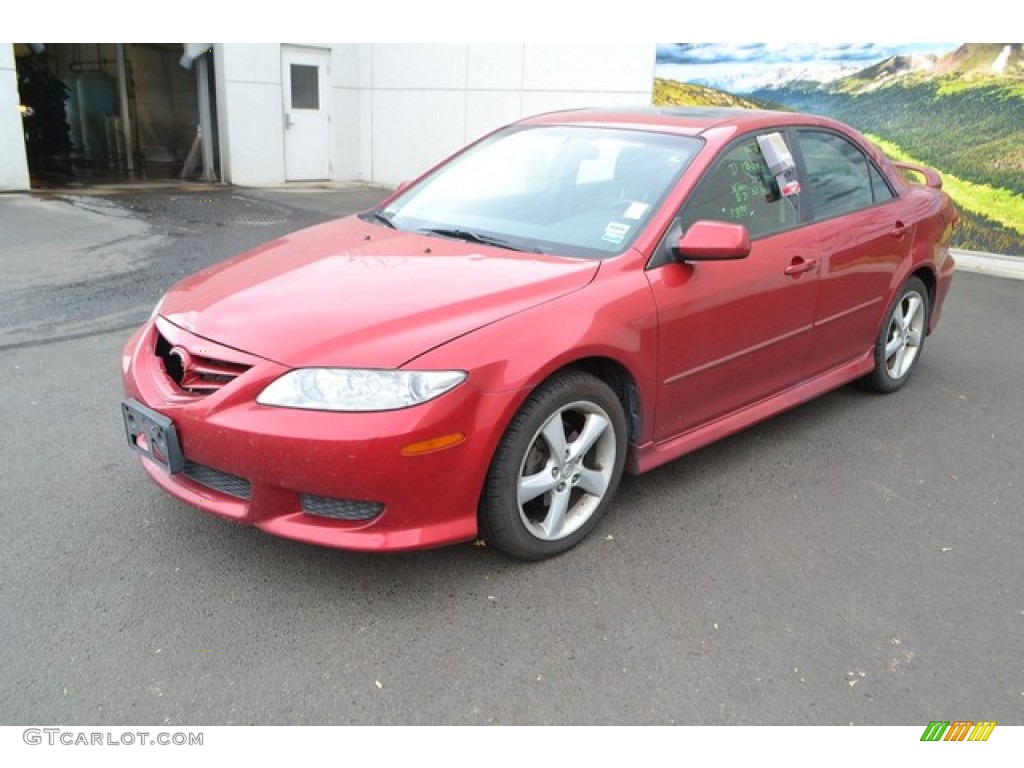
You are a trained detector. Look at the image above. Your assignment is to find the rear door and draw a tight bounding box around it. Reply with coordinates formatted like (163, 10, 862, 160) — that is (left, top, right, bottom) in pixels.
(794, 129, 914, 375)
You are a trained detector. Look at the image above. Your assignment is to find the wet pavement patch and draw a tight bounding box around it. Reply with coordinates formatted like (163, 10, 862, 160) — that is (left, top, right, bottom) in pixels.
(165, 195, 293, 225)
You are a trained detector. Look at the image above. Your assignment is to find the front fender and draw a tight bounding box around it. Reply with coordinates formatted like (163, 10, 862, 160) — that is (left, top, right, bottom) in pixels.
(407, 255, 660, 444)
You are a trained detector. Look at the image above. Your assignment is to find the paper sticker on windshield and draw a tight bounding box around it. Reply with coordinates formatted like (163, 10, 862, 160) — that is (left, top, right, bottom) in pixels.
(602, 222, 631, 245)
(623, 202, 649, 220)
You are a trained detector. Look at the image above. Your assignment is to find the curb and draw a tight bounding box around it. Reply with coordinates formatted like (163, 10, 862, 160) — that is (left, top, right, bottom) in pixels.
(952, 249, 1024, 281)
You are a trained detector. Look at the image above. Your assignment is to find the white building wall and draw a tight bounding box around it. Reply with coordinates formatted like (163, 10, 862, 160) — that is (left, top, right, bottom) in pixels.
(1, 43, 656, 191)
(218, 42, 656, 187)
(329, 45, 367, 181)
(358, 43, 657, 184)
(0, 44, 31, 191)
(215, 43, 288, 186)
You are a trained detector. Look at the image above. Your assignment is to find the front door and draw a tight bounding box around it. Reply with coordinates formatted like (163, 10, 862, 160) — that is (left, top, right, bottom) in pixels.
(648, 132, 819, 441)
(281, 46, 330, 181)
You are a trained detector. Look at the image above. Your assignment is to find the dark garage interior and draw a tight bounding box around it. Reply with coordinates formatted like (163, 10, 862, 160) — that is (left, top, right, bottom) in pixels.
(14, 42, 218, 187)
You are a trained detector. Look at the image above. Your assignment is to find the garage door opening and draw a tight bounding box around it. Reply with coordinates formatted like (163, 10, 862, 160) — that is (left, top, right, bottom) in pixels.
(14, 43, 219, 187)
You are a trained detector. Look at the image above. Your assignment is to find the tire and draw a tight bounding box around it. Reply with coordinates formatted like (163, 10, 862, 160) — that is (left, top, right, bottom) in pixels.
(860, 276, 930, 393)
(480, 370, 627, 560)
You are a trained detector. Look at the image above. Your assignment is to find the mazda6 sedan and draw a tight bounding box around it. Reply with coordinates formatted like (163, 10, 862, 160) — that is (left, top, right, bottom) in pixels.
(122, 106, 957, 560)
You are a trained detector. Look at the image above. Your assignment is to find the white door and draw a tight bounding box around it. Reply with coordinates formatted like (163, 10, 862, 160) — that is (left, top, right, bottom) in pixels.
(281, 46, 330, 181)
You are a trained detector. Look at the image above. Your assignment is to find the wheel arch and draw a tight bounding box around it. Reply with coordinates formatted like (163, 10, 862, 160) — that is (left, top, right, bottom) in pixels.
(910, 264, 937, 332)
(548, 356, 643, 444)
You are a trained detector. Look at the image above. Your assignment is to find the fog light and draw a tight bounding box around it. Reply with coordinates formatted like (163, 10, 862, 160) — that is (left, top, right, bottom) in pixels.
(301, 495, 383, 521)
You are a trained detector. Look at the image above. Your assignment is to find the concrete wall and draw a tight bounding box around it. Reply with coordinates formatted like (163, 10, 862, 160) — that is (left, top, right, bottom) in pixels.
(0, 45, 31, 191)
(217, 43, 656, 186)
(215, 43, 288, 186)
(349, 43, 657, 184)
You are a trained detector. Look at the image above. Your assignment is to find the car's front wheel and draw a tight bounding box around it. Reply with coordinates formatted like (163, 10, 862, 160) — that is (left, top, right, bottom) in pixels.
(861, 276, 930, 393)
(480, 371, 627, 560)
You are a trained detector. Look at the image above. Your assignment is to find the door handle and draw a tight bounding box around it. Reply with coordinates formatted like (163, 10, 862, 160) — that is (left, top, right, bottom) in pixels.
(890, 221, 908, 239)
(284, 113, 295, 130)
(784, 257, 818, 276)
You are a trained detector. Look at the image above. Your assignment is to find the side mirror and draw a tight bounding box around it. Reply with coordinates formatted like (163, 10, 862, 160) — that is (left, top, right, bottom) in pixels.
(673, 220, 751, 261)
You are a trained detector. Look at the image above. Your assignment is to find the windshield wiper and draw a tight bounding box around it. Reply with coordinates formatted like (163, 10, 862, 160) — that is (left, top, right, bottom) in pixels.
(419, 227, 539, 253)
(359, 210, 396, 229)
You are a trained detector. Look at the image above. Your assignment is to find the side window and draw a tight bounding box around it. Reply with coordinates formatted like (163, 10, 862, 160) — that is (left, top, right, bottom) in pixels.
(798, 131, 893, 220)
(869, 163, 895, 204)
(679, 136, 800, 240)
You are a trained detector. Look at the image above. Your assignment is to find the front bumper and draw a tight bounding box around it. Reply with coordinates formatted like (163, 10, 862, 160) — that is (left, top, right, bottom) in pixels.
(122, 318, 512, 552)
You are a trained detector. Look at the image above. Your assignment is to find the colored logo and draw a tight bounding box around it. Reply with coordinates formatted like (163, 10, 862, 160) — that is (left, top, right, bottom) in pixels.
(920, 721, 997, 741)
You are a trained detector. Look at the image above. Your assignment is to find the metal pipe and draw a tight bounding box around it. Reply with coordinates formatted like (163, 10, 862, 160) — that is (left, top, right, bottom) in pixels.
(115, 43, 134, 172)
(196, 54, 215, 181)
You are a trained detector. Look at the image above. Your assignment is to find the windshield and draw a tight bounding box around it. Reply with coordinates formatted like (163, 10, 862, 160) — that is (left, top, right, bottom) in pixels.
(375, 125, 703, 258)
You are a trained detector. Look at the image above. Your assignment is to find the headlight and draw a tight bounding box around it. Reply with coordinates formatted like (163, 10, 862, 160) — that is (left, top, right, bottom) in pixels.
(257, 368, 467, 412)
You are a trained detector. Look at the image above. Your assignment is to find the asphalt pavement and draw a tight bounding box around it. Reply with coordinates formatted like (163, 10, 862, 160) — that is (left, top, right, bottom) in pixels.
(1, 184, 1021, 726)
(0, 183, 393, 350)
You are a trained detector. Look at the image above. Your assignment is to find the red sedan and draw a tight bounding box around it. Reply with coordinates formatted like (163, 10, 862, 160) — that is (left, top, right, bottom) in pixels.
(122, 107, 957, 559)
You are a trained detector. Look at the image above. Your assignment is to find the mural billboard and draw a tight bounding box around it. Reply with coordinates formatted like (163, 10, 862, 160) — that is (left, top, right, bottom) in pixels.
(654, 44, 1024, 257)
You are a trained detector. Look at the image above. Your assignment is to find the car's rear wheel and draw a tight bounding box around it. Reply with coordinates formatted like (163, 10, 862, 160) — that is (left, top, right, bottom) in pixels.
(480, 371, 627, 560)
(860, 276, 930, 393)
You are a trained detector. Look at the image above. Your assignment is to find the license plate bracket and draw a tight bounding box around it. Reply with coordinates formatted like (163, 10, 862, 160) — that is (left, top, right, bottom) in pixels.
(122, 398, 185, 474)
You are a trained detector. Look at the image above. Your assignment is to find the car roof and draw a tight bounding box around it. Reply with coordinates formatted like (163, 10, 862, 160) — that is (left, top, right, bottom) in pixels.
(519, 105, 829, 137)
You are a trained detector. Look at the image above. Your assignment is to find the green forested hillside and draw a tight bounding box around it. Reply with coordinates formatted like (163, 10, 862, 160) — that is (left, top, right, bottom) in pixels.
(653, 78, 764, 109)
(750, 77, 1024, 196)
(869, 135, 1024, 256)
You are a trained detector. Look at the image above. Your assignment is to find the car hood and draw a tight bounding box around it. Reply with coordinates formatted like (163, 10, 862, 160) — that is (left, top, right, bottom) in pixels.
(159, 216, 600, 368)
